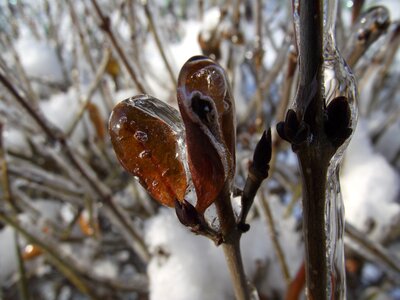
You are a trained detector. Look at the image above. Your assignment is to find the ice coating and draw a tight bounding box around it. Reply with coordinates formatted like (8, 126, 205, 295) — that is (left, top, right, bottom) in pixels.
(177, 56, 236, 213)
(323, 0, 359, 298)
(109, 95, 189, 207)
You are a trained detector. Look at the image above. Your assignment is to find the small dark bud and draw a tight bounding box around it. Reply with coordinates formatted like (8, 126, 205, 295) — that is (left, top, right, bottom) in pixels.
(251, 128, 272, 179)
(175, 199, 201, 228)
(325, 96, 353, 147)
(276, 109, 309, 150)
(276, 121, 287, 141)
(100, 17, 111, 31)
(238, 222, 250, 233)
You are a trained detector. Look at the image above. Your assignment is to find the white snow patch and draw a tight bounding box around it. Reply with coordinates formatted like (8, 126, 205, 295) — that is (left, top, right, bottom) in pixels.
(341, 120, 400, 242)
(145, 204, 302, 300)
(15, 36, 64, 83)
(170, 21, 203, 71)
(0, 227, 18, 284)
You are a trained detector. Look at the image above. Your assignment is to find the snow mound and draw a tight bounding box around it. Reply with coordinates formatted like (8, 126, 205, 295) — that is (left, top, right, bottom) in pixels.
(16, 36, 64, 82)
(341, 120, 400, 242)
(144, 203, 302, 300)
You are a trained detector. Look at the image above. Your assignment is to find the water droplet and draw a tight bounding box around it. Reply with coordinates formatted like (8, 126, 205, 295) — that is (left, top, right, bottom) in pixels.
(139, 150, 151, 158)
(134, 131, 148, 142)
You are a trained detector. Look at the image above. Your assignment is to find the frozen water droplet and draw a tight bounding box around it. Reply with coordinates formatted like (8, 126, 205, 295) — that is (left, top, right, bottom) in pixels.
(139, 150, 151, 158)
(134, 131, 148, 142)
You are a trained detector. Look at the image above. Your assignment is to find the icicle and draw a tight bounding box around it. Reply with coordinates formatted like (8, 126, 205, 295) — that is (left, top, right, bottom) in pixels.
(323, 0, 358, 299)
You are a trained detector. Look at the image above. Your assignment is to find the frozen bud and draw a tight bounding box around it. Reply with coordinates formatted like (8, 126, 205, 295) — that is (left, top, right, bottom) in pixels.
(276, 109, 309, 151)
(324, 96, 353, 148)
(109, 95, 187, 207)
(175, 199, 202, 228)
(251, 128, 272, 179)
(177, 56, 236, 213)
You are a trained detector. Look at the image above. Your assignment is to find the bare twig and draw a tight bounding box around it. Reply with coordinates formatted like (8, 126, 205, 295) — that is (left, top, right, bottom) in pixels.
(215, 184, 251, 300)
(254, 0, 264, 127)
(66, 49, 111, 137)
(0, 68, 150, 263)
(257, 190, 291, 286)
(143, 0, 177, 89)
(14, 231, 30, 300)
(90, 0, 148, 94)
(0, 212, 98, 299)
(345, 222, 400, 280)
(351, 0, 365, 25)
(344, 6, 390, 68)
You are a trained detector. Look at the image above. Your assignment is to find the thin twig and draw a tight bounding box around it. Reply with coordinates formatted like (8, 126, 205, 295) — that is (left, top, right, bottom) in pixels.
(257, 190, 291, 286)
(90, 0, 147, 94)
(67, 0, 114, 112)
(254, 0, 264, 128)
(0, 68, 150, 263)
(66, 49, 111, 137)
(215, 185, 251, 300)
(345, 222, 400, 279)
(143, 0, 177, 89)
(14, 230, 30, 300)
(0, 212, 98, 299)
(0, 123, 19, 213)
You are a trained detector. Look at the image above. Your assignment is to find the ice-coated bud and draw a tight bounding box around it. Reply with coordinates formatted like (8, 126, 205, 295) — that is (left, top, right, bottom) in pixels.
(276, 109, 309, 151)
(175, 199, 202, 228)
(251, 128, 272, 179)
(177, 56, 236, 213)
(324, 96, 353, 148)
(109, 95, 187, 207)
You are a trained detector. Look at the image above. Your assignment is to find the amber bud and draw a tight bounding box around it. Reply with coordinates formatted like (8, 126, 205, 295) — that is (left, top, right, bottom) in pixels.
(109, 95, 187, 207)
(177, 56, 236, 212)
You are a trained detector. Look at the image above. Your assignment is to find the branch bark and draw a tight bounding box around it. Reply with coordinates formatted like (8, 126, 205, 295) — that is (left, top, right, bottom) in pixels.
(277, 1, 334, 299)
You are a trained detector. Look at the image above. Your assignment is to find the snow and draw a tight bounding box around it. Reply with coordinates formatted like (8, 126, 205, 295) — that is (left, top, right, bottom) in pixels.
(341, 119, 400, 242)
(0, 227, 18, 284)
(145, 209, 232, 300)
(199, 7, 221, 42)
(145, 200, 302, 299)
(15, 35, 64, 83)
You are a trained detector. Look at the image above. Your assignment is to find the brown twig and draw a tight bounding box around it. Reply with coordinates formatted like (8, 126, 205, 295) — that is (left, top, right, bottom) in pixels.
(0, 68, 150, 263)
(345, 222, 400, 279)
(258, 190, 291, 286)
(278, 1, 332, 299)
(215, 184, 251, 300)
(143, 0, 177, 89)
(90, 0, 147, 94)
